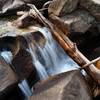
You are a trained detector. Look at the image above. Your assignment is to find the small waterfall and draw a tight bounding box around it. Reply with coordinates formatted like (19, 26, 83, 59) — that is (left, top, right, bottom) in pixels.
(0, 51, 13, 64)
(25, 34, 49, 80)
(0, 50, 32, 99)
(24, 27, 79, 80)
(18, 79, 33, 99)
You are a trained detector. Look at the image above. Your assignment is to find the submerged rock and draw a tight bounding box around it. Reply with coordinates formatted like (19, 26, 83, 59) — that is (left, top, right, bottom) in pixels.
(61, 9, 95, 33)
(48, 0, 79, 16)
(80, 0, 100, 21)
(29, 70, 92, 100)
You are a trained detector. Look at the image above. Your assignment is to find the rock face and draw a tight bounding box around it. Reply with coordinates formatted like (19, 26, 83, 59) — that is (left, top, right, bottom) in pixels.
(29, 70, 92, 100)
(80, 0, 100, 21)
(48, 0, 79, 16)
(61, 9, 95, 33)
(12, 49, 38, 81)
(0, 56, 18, 99)
(0, 0, 49, 15)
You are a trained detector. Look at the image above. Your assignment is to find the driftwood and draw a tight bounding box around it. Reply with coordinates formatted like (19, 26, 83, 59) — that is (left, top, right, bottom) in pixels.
(27, 4, 100, 85)
(82, 57, 100, 69)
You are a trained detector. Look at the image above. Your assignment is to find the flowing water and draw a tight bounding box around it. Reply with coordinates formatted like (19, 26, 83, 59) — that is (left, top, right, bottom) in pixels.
(24, 27, 79, 80)
(0, 27, 79, 99)
(0, 51, 32, 99)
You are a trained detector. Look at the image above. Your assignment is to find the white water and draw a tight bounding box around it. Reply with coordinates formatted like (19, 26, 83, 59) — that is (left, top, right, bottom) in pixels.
(24, 27, 79, 80)
(0, 51, 32, 99)
(0, 51, 13, 64)
(18, 79, 33, 98)
(0, 27, 79, 98)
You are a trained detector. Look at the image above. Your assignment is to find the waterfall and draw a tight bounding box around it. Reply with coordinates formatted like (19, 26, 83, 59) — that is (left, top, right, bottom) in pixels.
(18, 79, 33, 99)
(0, 51, 32, 99)
(24, 27, 79, 80)
(0, 27, 80, 99)
(0, 51, 13, 64)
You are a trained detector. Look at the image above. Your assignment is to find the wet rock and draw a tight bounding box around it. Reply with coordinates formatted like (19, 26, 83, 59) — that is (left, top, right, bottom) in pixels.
(12, 49, 38, 81)
(48, 0, 79, 16)
(0, 36, 20, 57)
(61, 9, 95, 33)
(29, 70, 92, 100)
(80, 0, 100, 21)
(0, 56, 18, 99)
(0, 0, 50, 15)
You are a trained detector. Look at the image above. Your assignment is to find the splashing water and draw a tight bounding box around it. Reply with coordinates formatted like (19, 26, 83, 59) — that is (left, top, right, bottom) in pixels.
(0, 51, 13, 64)
(0, 51, 32, 99)
(24, 27, 79, 80)
(18, 79, 33, 99)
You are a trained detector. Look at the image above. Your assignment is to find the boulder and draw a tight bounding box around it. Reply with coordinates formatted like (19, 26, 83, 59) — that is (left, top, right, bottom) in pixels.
(48, 0, 79, 17)
(29, 70, 92, 100)
(0, 0, 49, 15)
(0, 56, 18, 99)
(80, 0, 100, 21)
(61, 9, 95, 33)
(12, 49, 38, 81)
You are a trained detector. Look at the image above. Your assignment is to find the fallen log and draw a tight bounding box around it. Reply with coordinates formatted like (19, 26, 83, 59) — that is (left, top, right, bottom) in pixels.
(27, 4, 100, 85)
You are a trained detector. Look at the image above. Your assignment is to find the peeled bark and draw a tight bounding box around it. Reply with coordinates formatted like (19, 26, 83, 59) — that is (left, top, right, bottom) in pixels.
(80, 0, 100, 21)
(48, 0, 79, 16)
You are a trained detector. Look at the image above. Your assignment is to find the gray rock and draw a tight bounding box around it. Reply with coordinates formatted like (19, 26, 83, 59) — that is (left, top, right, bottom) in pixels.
(80, 0, 100, 21)
(48, 0, 79, 16)
(61, 9, 95, 33)
(29, 70, 92, 100)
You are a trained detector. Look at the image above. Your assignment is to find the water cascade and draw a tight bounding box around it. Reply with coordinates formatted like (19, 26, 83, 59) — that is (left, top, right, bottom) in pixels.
(24, 27, 79, 80)
(0, 50, 32, 99)
(0, 27, 79, 99)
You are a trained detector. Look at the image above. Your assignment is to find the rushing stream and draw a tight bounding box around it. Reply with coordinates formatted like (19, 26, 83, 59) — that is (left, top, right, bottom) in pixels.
(24, 27, 79, 79)
(0, 27, 79, 99)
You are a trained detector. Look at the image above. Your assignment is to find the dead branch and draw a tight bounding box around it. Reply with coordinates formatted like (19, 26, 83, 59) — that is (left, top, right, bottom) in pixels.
(82, 57, 100, 68)
(27, 4, 100, 85)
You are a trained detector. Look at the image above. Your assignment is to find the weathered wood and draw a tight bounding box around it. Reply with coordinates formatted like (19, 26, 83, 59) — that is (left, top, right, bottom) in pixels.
(0, 56, 18, 98)
(82, 57, 100, 69)
(80, 0, 100, 21)
(28, 4, 100, 84)
(29, 70, 92, 100)
(48, 0, 79, 16)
